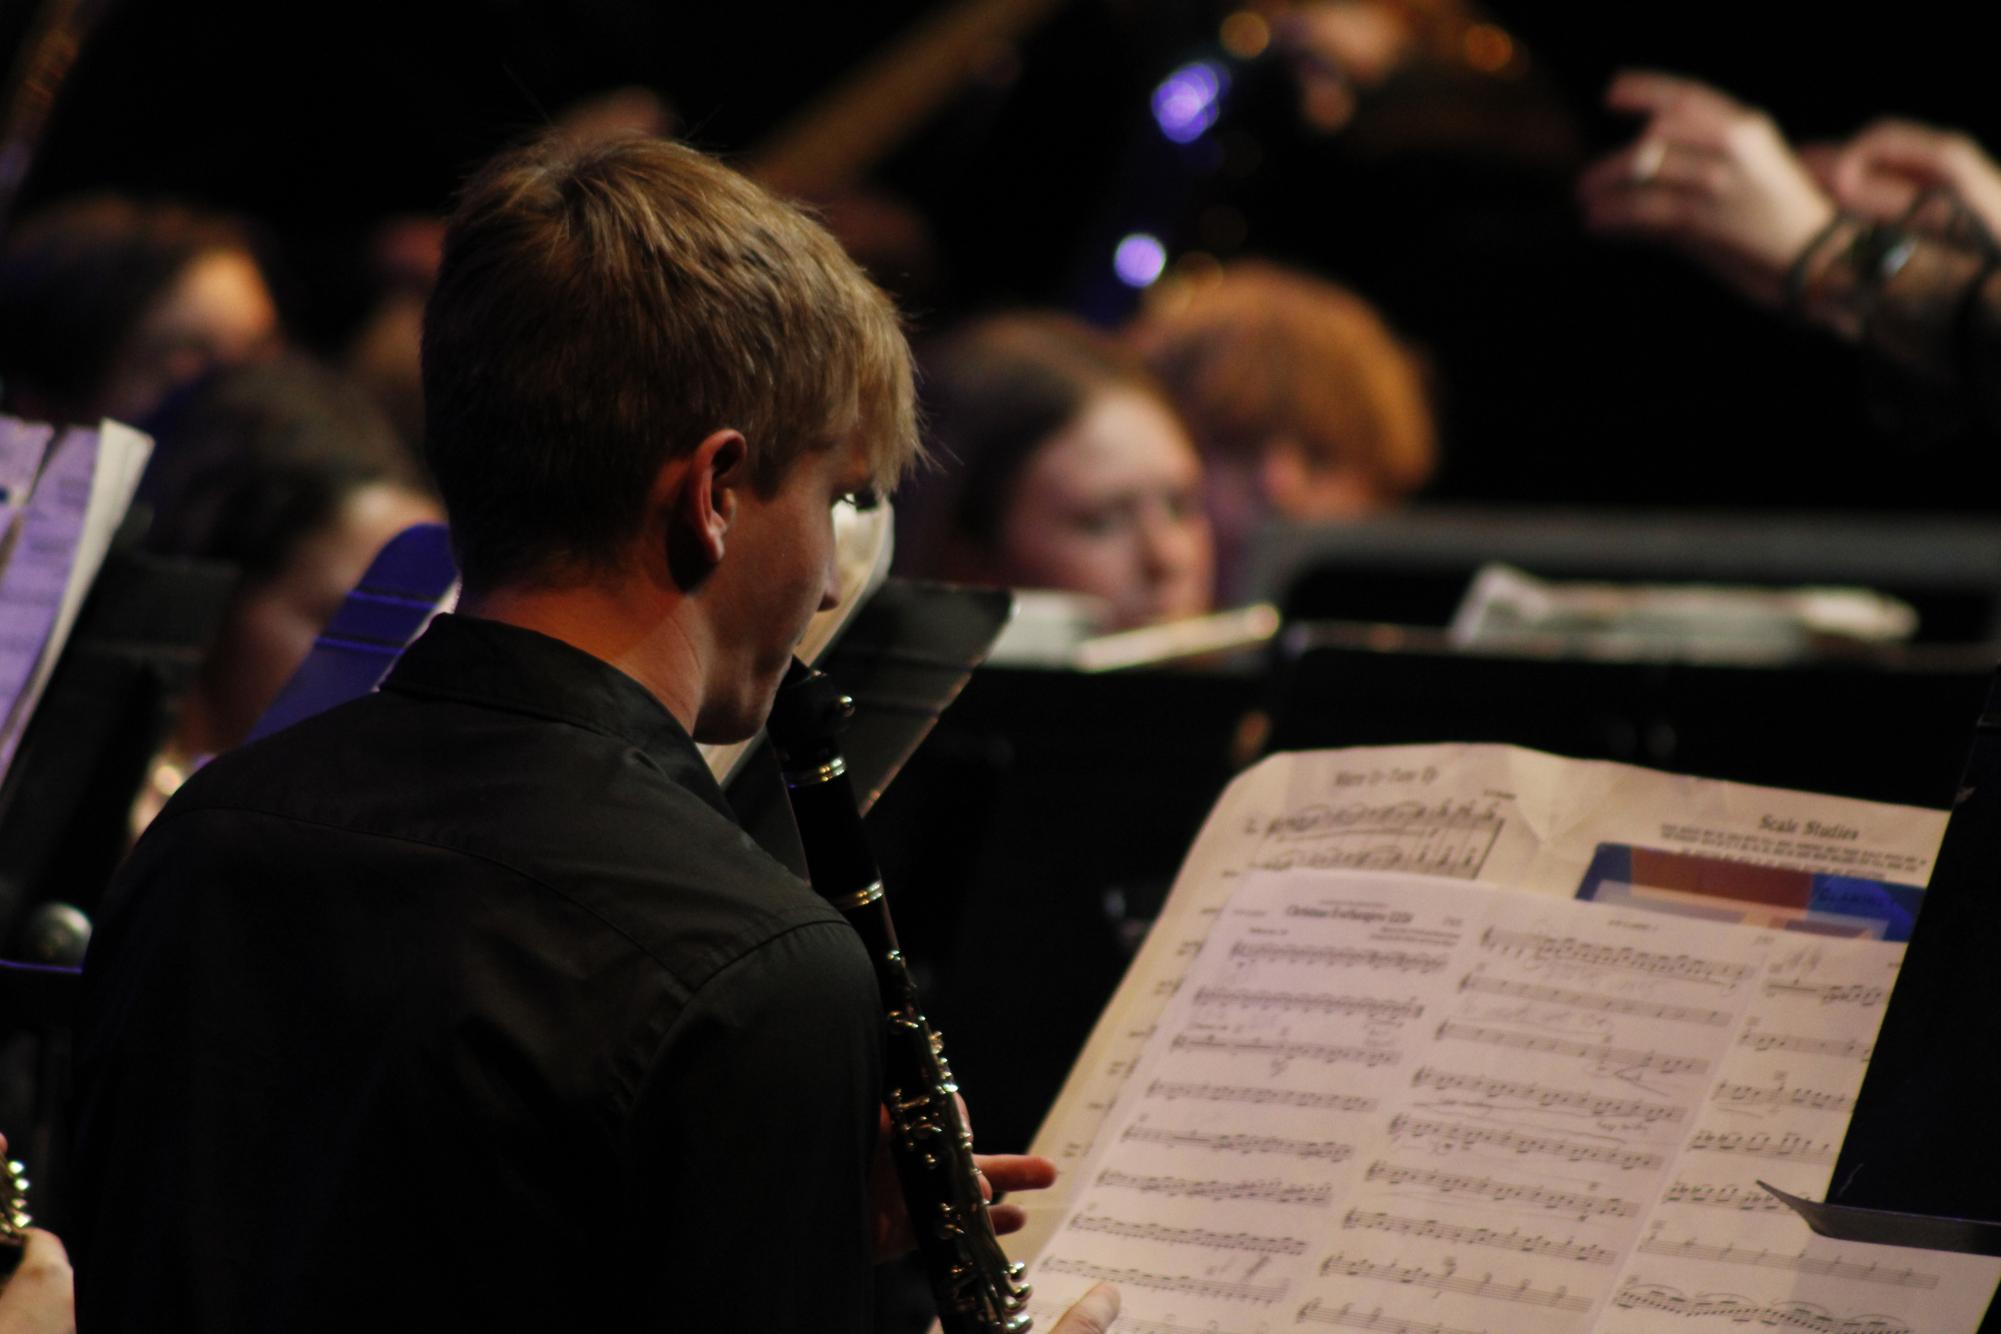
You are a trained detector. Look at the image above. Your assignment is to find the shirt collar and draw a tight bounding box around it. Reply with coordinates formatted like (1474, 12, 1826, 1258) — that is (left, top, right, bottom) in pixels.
(381, 613, 735, 819)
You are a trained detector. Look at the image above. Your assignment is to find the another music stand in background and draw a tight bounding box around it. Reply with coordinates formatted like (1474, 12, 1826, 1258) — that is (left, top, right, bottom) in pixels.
(0, 546, 236, 943)
(1252, 508, 2001, 645)
(1265, 623, 1989, 810)
(725, 579, 1013, 878)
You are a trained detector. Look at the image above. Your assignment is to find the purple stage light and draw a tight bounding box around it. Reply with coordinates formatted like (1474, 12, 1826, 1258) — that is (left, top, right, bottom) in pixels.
(1113, 233, 1168, 288)
(1151, 61, 1227, 144)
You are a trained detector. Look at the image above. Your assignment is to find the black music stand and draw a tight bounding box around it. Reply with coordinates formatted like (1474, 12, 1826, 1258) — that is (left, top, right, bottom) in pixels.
(1769, 666, 2001, 1255)
(724, 579, 1013, 878)
(0, 547, 236, 937)
(1265, 623, 1988, 809)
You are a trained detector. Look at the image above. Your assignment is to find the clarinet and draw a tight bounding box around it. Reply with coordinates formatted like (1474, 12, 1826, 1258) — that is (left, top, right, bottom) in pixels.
(766, 659, 1033, 1334)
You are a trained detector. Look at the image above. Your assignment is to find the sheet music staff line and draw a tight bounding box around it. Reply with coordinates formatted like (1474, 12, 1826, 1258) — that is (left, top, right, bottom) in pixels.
(1434, 1020, 1709, 1078)
(1341, 1207, 1621, 1265)
(1635, 1235, 1940, 1288)
(1193, 987, 1425, 1021)
(1038, 1256, 1286, 1304)
(1069, 1212, 1309, 1256)
(1317, 1254, 1592, 1312)
(1363, 1161, 1641, 1220)
(1096, 1168, 1334, 1207)
(1144, 1079, 1379, 1114)
(1458, 972, 1732, 1026)
(1710, 1080, 1854, 1114)
(1683, 1128, 1834, 1165)
(1296, 1300, 1489, 1334)
(1736, 1029, 1873, 1059)
(1480, 927, 1753, 987)
(1761, 979, 1888, 1007)
(1121, 1122, 1354, 1162)
(1229, 942, 1447, 973)
(1171, 1032, 1400, 1069)
(1659, 1180, 1790, 1212)
(1411, 1066, 1686, 1125)
(1611, 1279, 1913, 1332)
(1386, 1113, 1665, 1172)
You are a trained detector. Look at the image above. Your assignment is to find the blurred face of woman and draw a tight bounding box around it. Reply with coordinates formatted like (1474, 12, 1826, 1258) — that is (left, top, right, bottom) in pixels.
(197, 482, 442, 753)
(99, 249, 280, 425)
(995, 387, 1215, 630)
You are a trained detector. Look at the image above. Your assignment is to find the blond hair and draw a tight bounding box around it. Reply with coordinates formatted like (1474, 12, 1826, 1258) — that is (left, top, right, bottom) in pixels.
(422, 130, 919, 591)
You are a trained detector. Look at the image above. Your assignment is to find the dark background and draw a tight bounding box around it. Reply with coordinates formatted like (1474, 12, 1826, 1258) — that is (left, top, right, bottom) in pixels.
(8, 0, 2001, 509)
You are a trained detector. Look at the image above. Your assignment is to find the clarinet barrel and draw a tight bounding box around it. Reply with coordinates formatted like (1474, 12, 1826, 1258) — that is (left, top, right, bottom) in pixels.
(766, 660, 1033, 1334)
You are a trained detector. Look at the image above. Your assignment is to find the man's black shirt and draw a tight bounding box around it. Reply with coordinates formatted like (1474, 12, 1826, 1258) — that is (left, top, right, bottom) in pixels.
(70, 614, 884, 1331)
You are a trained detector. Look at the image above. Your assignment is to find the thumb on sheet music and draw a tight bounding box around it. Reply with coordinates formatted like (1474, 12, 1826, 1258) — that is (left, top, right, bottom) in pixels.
(1050, 1283, 1120, 1334)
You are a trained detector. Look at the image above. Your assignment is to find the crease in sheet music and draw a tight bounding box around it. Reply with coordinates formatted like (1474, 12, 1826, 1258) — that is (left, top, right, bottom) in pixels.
(1025, 870, 1999, 1332)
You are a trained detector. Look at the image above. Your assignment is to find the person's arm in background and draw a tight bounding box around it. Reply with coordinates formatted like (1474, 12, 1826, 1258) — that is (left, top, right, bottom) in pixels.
(1579, 71, 2001, 426)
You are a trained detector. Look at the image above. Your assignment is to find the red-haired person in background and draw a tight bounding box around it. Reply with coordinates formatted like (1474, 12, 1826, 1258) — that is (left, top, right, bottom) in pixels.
(1129, 261, 1436, 598)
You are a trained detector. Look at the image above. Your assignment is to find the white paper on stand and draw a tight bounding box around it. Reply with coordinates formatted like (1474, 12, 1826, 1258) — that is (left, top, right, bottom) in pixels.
(1024, 868, 1999, 1331)
(1015, 744, 1949, 1267)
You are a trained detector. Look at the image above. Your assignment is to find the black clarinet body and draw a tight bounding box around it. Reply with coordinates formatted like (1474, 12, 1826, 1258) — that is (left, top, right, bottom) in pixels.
(766, 660, 1032, 1334)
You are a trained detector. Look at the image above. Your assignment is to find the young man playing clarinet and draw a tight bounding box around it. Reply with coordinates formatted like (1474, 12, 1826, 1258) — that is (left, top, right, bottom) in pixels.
(67, 128, 1118, 1334)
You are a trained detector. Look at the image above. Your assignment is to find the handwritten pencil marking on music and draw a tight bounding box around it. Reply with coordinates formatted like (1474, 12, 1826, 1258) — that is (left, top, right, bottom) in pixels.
(1295, 1298, 1491, 1334)
(1121, 1122, 1355, 1162)
(1682, 1128, 1835, 1165)
(1095, 1169, 1334, 1207)
(1069, 1212, 1309, 1256)
(1170, 1032, 1400, 1070)
(1228, 942, 1447, 973)
(1635, 1234, 1939, 1288)
(1410, 1066, 1686, 1126)
(1761, 979, 1888, 1007)
(1144, 1079, 1378, 1114)
(1386, 1113, 1665, 1172)
(1363, 1160, 1641, 1220)
(1341, 1208, 1621, 1265)
(1736, 1028, 1873, 1059)
(1317, 1253, 1592, 1312)
(1434, 1019, 1708, 1079)
(1039, 1256, 1286, 1304)
(1611, 1279, 1913, 1331)
(1192, 987, 1425, 1022)
(1479, 927, 1753, 987)
(1458, 972, 1732, 1026)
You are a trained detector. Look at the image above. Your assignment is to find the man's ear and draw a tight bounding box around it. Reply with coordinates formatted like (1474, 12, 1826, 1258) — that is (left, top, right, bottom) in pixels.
(661, 428, 748, 591)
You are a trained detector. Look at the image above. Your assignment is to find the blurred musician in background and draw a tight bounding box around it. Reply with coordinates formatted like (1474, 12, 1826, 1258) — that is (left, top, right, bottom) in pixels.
(1130, 260, 1437, 599)
(0, 196, 280, 428)
(67, 129, 1116, 1332)
(899, 312, 1215, 633)
(131, 356, 441, 829)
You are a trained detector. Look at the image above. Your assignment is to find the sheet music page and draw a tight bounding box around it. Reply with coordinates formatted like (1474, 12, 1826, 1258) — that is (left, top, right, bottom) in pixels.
(1017, 746, 1947, 1261)
(1024, 870, 2000, 1332)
